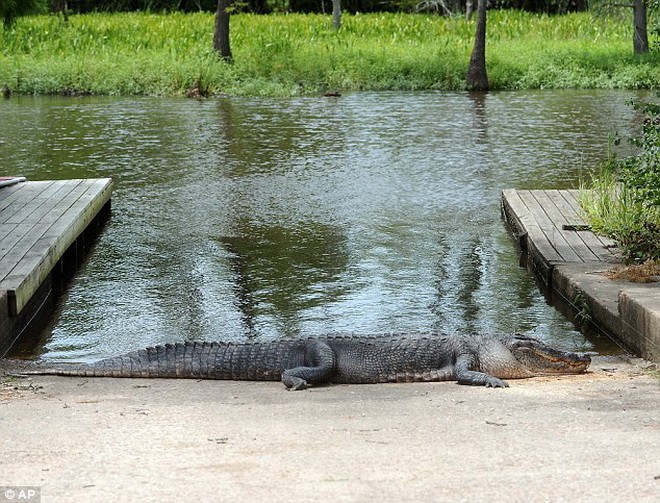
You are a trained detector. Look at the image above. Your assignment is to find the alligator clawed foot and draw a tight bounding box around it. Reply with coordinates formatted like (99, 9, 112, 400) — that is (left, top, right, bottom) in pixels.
(485, 377, 509, 388)
(289, 380, 309, 391)
(281, 374, 309, 390)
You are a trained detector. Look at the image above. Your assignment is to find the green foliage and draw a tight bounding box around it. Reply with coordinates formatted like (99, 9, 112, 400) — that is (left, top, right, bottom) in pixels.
(620, 100, 660, 208)
(0, 11, 659, 96)
(572, 289, 592, 325)
(0, 0, 46, 27)
(580, 98, 660, 263)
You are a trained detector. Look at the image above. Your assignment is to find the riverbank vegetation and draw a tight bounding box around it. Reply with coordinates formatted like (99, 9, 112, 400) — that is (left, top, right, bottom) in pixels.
(580, 98, 660, 263)
(0, 10, 658, 96)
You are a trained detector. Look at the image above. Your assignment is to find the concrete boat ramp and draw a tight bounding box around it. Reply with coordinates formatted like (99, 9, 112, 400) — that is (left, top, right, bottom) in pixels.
(1, 356, 658, 502)
(502, 188, 660, 362)
(0, 178, 112, 355)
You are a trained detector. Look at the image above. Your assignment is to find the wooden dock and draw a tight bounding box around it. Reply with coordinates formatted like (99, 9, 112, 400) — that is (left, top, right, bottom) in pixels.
(501, 188, 619, 283)
(0, 178, 112, 355)
(502, 188, 660, 362)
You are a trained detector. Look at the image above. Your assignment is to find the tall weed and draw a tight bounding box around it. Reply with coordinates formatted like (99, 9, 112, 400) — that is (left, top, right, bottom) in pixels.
(0, 11, 658, 96)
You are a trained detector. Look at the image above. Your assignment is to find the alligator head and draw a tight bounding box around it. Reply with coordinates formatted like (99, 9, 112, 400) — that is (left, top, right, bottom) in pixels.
(498, 334, 591, 378)
(477, 334, 591, 380)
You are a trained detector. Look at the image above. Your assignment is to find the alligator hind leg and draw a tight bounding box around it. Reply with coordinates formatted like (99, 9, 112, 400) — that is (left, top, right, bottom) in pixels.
(281, 340, 337, 390)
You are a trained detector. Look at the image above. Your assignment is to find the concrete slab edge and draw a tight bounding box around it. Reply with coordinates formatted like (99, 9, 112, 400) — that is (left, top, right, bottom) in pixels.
(552, 263, 660, 363)
(552, 264, 622, 338)
(619, 290, 660, 362)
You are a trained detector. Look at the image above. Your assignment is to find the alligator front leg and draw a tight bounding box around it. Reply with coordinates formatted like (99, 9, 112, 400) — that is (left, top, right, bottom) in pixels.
(454, 355, 509, 388)
(281, 340, 337, 390)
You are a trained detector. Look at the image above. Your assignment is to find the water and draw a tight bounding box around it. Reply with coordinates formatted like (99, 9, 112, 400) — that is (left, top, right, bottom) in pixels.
(0, 91, 642, 362)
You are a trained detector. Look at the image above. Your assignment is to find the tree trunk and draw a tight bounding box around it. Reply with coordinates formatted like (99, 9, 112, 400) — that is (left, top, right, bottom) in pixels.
(213, 0, 232, 62)
(465, 0, 473, 20)
(332, 0, 342, 31)
(466, 0, 488, 91)
(632, 0, 649, 54)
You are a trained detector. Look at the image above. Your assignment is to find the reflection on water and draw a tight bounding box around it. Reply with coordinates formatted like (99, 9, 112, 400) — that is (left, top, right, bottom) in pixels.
(218, 220, 350, 336)
(0, 91, 642, 362)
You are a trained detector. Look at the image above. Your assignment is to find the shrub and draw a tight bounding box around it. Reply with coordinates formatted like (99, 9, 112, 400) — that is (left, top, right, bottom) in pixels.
(580, 97, 660, 263)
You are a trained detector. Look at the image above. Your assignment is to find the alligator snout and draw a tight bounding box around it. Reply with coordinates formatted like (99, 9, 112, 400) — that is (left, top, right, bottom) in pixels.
(569, 353, 591, 371)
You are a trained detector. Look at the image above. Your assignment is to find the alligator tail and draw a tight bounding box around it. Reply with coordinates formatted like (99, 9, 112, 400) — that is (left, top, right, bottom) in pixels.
(14, 341, 303, 380)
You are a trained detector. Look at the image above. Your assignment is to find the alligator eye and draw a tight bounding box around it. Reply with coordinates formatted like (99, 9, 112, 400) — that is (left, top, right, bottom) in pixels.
(513, 334, 543, 347)
(513, 339, 537, 349)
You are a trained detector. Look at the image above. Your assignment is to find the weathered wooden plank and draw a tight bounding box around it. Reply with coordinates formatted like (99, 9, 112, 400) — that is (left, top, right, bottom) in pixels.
(559, 189, 581, 214)
(0, 182, 27, 204)
(0, 223, 51, 281)
(544, 190, 587, 226)
(2, 181, 110, 284)
(503, 189, 565, 284)
(501, 188, 528, 240)
(503, 188, 623, 269)
(503, 190, 559, 261)
(0, 181, 53, 223)
(541, 190, 600, 262)
(517, 190, 581, 263)
(3, 179, 113, 315)
(6, 180, 82, 225)
(545, 189, 610, 260)
(36, 180, 96, 225)
(0, 223, 18, 244)
(0, 223, 36, 264)
(559, 190, 619, 260)
(0, 183, 85, 269)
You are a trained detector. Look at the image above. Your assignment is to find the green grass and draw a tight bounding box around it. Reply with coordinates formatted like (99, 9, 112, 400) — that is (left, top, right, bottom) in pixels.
(0, 10, 659, 96)
(580, 156, 660, 262)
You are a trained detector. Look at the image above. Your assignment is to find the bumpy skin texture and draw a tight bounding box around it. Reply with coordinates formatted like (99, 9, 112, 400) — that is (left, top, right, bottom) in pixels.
(12, 333, 591, 389)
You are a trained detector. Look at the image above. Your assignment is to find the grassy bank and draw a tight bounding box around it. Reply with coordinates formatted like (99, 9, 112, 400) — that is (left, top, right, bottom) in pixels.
(0, 10, 659, 96)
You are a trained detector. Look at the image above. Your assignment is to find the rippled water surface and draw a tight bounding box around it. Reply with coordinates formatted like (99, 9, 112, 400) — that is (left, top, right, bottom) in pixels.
(0, 91, 642, 361)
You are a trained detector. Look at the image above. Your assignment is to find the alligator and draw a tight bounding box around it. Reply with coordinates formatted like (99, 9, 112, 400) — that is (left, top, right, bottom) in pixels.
(5, 333, 591, 389)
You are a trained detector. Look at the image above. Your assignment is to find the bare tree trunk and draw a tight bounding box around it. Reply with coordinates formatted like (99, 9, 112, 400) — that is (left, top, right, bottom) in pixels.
(213, 0, 232, 62)
(465, 0, 473, 20)
(632, 0, 649, 54)
(466, 0, 488, 91)
(332, 0, 341, 31)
